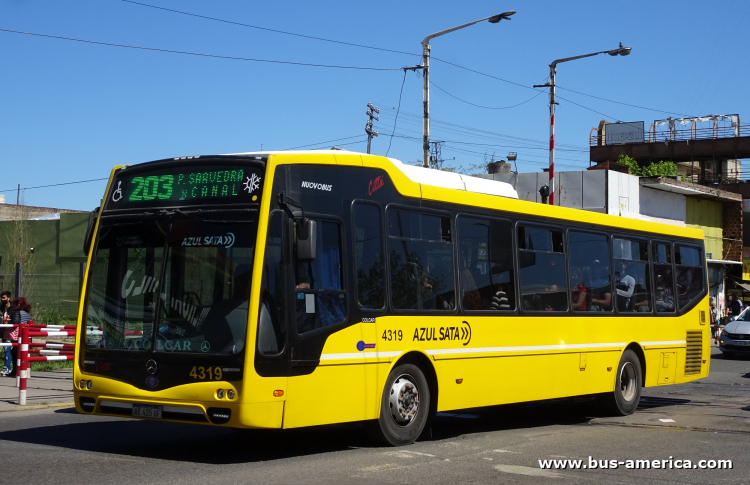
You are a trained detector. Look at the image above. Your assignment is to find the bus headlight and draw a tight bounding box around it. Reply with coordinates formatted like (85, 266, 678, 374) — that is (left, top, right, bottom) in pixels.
(217, 389, 225, 399)
(227, 390, 235, 399)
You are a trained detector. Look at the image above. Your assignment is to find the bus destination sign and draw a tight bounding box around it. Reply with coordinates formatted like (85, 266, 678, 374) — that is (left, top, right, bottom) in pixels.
(107, 163, 264, 209)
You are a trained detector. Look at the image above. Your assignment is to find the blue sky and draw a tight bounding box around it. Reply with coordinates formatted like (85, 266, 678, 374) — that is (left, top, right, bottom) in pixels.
(1, 0, 748, 210)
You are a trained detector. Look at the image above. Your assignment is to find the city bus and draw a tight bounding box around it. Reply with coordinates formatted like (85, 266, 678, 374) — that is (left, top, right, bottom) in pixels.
(74, 150, 709, 446)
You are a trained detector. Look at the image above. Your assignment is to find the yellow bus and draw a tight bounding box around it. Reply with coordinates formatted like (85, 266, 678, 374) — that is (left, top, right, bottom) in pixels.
(74, 150, 709, 445)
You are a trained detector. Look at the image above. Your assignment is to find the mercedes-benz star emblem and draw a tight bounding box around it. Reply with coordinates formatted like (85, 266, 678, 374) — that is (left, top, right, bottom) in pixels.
(146, 359, 158, 375)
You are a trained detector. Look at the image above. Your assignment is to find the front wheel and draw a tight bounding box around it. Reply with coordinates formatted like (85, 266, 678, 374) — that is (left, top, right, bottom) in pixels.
(370, 363, 431, 446)
(599, 349, 642, 416)
(722, 351, 735, 359)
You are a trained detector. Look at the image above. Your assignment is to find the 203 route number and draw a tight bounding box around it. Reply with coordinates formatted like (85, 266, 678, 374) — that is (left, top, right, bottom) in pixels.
(189, 366, 223, 380)
(381, 329, 403, 341)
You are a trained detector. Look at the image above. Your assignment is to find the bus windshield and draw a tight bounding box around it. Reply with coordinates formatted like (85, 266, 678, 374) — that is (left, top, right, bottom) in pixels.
(85, 212, 257, 355)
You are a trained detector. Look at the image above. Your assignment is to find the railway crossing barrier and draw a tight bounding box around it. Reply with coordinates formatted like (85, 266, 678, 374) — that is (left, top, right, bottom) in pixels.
(0, 320, 77, 405)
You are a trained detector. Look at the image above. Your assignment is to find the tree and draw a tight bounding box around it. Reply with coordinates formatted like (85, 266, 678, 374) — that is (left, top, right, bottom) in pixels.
(616, 154, 679, 177)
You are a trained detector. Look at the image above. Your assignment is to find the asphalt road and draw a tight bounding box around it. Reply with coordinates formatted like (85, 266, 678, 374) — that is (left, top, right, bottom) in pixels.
(1, 346, 748, 484)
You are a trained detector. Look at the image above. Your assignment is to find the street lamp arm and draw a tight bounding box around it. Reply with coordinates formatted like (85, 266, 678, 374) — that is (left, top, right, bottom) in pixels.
(422, 11, 515, 46)
(422, 16, 494, 46)
(550, 50, 610, 67)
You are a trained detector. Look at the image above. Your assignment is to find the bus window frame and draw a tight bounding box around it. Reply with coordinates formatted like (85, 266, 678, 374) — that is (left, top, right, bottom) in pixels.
(674, 242, 707, 313)
(610, 233, 653, 316)
(566, 227, 613, 315)
(455, 212, 518, 315)
(385, 203, 458, 315)
(350, 199, 388, 313)
(651, 239, 677, 316)
(516, 221, 568, 315)
(292, 212, 350, 338)
(256, 209, 291, 359)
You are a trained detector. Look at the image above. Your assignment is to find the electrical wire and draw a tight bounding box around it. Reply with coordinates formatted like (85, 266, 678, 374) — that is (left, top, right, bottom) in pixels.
(121, 0, 419, 58)
(0, 28, 402, 71)
(280, 135, 365, 150)
(0, 178, 109, 194)
(386, 70, 408, 157)
(430, 80, 546, 110)
(121, 0, 692, 118)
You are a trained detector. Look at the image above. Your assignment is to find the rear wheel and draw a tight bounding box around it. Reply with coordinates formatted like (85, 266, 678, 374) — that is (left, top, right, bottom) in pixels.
(370, 363, 430, 446)
(600, 349, 642, 416)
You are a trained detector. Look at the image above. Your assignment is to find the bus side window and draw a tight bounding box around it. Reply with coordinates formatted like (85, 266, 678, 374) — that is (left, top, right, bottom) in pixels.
(388, 210, 455, 311)
(353, 203, 385, 310)
(569, 231, 612, 313)
(295, 220, 347, 333)
(518, 226, 567, 312)
(675, 245, 704, 310)
(457, 216, 515, 312)
(653, 242, 675, 313)
(613, 238, 651, 313)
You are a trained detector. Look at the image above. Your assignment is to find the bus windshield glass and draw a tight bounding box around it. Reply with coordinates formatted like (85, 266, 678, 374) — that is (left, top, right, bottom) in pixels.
(85, 213, 257, 355)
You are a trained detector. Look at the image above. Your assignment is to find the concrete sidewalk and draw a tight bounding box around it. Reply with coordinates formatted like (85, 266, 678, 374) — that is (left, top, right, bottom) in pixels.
(0, 368, 74, 412)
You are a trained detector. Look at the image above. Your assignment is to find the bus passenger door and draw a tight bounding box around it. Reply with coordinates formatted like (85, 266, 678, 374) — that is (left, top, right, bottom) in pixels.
(284, 215, 370, 428)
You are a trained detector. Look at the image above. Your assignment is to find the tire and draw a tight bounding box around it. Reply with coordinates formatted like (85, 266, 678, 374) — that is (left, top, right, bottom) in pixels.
(600, 349, 642, 416)
(369, 363, 431, 446)
(722, 351, 735, 359)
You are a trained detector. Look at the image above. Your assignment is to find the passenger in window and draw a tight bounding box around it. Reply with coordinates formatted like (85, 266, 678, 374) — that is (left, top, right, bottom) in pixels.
(655, 273, 674, 312)
(676, 267, 693, 297)
(459, 266, 483, 311)
(589, 262, 612, 311)
(570, 267, 587, 311)
(615, 261, 636, 311)
(633, 277, 651, 312)
(295, 262, 311, 289)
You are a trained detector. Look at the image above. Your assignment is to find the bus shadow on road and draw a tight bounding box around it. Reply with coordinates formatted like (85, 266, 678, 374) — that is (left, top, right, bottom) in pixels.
(0, 398, 675, 464)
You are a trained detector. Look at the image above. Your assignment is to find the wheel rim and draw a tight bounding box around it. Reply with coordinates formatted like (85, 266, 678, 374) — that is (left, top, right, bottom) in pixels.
(619, 362, 637, 402)
(389, 374, 420, 427)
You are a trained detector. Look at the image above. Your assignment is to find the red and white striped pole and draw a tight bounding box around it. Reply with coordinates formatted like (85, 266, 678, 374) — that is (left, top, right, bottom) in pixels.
(548, 64, 557, 206)
(19, 324, 29, 405)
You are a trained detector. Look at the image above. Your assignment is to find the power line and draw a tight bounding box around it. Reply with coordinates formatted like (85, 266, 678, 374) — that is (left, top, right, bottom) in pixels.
(121, 1, 691, 119)
(554, 85, 692, 117)
(0, 28, 402, 71)
(280, 135, 364, 150)
(121, 0, 419, 58)
(0, 178, 109, 194)
(387, 70, 408, 157)
(430, 80, 546, 110)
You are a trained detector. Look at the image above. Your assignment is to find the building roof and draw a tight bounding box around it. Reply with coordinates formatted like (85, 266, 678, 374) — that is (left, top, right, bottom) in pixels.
(639, 176, 742, 202)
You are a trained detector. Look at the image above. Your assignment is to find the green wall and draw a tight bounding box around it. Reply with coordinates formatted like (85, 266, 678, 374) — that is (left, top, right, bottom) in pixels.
(685, 198, 723, 259)
(0, 213, 89, 319)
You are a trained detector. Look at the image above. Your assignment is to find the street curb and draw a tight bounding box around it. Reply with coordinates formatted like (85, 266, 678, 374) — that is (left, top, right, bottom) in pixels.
(0, 402, 74, 413)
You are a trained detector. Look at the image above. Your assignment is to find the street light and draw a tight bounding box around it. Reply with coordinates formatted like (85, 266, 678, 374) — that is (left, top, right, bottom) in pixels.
(535, 42, 631, 204)
(421, 11, 515, 167)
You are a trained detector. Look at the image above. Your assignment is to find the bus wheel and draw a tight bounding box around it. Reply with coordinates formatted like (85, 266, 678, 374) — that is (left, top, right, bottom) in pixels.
(371, 363, 431, 446)
(600, 349, 642, 416)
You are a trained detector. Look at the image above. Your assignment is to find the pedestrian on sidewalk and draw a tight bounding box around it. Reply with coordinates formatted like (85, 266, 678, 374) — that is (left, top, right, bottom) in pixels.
(2, 297, 31, 378)
(1, 291, 12, 376)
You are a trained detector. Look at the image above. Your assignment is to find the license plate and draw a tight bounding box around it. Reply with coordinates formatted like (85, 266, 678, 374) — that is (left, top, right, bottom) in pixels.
(735, 340, 748, 346)
(132, 404, 162, 419)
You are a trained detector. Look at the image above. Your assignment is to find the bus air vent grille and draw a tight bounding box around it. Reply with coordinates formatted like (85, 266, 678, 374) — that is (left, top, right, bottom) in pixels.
(685, 330, 703, 376)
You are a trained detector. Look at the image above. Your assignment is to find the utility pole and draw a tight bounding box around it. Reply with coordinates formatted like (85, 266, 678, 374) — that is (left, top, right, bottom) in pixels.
(16, 184, 20, 205)
(429, 140, 445, 169)
(365, 102, 379, 154)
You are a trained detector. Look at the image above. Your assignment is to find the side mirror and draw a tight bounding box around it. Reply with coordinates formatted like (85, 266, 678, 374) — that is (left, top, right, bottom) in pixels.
(296, 219, 317, 262)
(83, 207, 100, 255)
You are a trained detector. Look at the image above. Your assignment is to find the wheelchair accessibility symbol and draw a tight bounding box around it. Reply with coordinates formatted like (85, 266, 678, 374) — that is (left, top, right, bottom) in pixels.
(112, 181, 123, 202)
